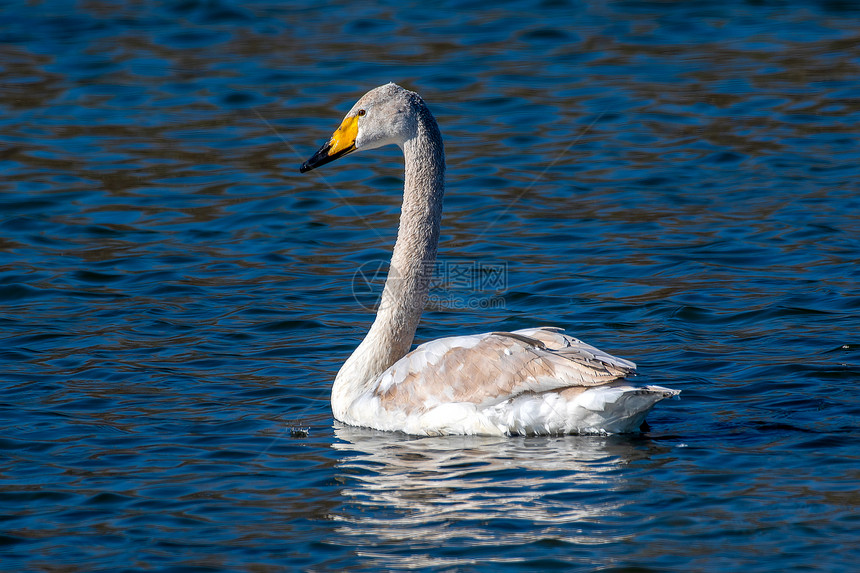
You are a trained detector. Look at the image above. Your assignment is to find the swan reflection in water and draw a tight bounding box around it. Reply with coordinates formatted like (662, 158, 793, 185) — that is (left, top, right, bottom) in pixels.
(329, 424, 670, 569)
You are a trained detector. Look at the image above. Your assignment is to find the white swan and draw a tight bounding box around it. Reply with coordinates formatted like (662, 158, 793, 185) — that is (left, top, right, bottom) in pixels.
(300, 83, 678, 436)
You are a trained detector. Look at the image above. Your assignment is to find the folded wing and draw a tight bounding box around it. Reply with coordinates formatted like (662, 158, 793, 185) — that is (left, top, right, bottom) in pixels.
(374, 327, 636, 412)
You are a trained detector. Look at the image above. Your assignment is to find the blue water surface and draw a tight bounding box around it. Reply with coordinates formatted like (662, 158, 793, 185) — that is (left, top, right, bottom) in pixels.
(1, 0, 858, 571)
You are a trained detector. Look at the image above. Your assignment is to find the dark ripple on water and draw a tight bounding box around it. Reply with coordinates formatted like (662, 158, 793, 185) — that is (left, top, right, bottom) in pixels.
(1, 0, 859, 571)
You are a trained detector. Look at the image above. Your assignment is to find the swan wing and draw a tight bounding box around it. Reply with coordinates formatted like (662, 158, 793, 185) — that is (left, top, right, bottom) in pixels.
(374, 327, 635, 411)
(510, 326, 637, 370)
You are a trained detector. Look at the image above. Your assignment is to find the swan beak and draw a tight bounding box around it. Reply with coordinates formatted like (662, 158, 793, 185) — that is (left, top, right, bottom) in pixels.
(300, 114, 359, 173)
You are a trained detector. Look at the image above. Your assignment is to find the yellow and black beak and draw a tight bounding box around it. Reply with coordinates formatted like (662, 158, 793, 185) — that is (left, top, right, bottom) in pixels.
(299, 113, 360, 173)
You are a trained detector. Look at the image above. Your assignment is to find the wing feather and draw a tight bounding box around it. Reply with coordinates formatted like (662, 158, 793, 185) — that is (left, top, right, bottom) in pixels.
(374, 327, 635, 412)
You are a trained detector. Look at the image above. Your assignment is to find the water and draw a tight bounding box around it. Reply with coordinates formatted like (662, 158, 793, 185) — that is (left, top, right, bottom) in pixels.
(1, 0, 858, 570)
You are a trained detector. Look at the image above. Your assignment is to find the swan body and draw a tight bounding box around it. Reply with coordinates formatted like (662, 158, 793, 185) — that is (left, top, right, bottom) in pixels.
(300, 83, 678, 436)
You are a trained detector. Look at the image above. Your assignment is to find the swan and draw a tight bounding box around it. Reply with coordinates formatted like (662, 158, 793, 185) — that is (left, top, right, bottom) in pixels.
(300, 83, 678, 436)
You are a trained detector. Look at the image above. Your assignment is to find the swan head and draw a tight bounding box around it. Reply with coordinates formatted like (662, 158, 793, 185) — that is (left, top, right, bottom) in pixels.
(300, 83, 425, 173)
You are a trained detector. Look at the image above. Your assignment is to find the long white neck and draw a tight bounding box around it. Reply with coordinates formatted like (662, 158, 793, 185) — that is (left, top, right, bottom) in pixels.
(332, 110, 445, 421)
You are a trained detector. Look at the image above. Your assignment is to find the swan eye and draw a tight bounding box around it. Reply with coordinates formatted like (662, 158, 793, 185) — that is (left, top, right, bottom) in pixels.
(357, 109, 366, 117)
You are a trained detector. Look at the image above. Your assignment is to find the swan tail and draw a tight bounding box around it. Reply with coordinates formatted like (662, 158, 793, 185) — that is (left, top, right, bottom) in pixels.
(569, 384, 680, 434)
